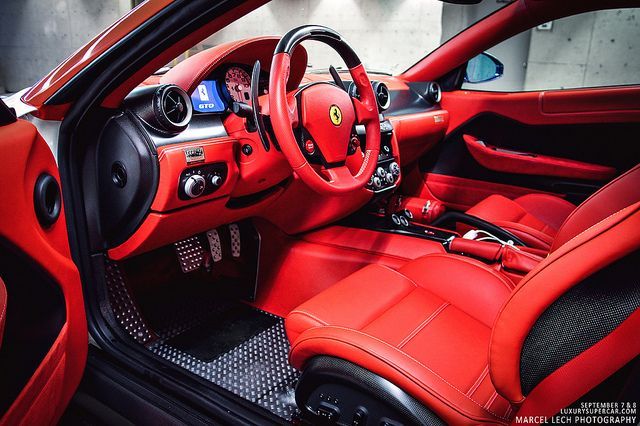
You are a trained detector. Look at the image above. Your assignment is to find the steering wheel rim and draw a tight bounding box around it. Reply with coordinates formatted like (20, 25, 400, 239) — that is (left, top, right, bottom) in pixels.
(268, 25, 381, 195)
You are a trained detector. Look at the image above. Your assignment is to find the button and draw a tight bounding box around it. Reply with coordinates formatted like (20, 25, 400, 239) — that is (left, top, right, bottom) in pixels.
(383, 145, 391, 153)
(305, 140, 316, 154)
(241, 144, 253, 156)
(372, 176, 383, 189)
(376, 167, 386, 178)
(352, 408, 367, 425)
(385, 172, 394, 184)
(317, 402, 339, 423)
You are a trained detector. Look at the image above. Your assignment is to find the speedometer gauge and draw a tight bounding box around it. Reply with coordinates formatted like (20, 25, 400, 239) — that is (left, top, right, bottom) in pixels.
(224, 66, 252, 103)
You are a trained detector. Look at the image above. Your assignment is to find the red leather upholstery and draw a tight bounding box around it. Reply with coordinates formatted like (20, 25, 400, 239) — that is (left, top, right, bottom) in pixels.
(466, 193, 576, 250)
(466, 164, 640, 252)
(287, 165, 640, 423)
(287, 254, 516, 424)
(551, 164, 640, 251)
(0, 276, 6, 349)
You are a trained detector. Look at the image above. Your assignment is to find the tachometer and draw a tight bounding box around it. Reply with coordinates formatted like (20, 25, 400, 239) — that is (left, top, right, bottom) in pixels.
(224, 66, 252, 103)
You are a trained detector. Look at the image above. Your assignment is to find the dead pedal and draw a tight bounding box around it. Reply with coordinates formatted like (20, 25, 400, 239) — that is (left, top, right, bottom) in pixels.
(174, 236, 205, 273)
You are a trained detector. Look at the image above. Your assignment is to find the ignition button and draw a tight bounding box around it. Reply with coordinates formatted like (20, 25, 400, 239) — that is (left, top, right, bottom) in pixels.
(305, 140, 316, 154)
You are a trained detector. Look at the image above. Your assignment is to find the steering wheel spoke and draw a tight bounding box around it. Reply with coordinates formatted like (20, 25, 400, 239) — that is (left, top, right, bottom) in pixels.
(323, 165, 356, 185)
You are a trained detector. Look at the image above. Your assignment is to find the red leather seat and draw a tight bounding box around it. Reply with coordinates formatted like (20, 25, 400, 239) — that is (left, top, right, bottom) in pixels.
(286, 164, 640, 424)
(287, 255, 516, 424)
(465, 164, 640, 250)
(466, 193, 574, 250)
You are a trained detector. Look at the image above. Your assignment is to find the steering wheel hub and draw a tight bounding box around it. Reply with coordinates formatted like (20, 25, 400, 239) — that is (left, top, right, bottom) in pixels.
(299, 83, 356, 165)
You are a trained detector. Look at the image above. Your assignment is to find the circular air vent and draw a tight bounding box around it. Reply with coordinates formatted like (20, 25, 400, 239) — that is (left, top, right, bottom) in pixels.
(425, 82, 442, 104)
(373, 82, 391, 111)
(152, 85, 192, 133)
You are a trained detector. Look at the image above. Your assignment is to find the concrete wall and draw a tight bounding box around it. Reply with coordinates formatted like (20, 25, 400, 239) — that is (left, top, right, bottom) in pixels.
(0, 0, 130, 92)
(200, 0, 443, 75)
(525, 8, 640, 91)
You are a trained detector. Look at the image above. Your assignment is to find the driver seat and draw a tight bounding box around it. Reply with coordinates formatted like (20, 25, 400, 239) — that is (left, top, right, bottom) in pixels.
(285, 168, 640, 424)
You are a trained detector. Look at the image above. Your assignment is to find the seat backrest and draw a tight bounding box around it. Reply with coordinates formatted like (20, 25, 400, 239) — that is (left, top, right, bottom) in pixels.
(489, 200, 640, 417)
(551, 163, 640, 251)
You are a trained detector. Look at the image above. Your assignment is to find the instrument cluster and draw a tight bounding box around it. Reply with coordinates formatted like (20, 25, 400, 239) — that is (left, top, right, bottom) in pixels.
(190, 64, 269, 113)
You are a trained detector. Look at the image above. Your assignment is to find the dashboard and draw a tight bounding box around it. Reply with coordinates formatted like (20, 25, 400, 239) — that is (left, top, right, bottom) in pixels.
(95, 36, 449, 261)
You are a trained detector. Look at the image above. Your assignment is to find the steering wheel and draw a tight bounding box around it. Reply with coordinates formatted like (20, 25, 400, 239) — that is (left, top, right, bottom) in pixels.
(269, 25, 380, 195)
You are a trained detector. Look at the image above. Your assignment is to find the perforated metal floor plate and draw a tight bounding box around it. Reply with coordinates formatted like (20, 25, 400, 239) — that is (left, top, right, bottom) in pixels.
(150, 316, 300, 421)
(174, 236, 205, 273)
(104, 259, 155, 345)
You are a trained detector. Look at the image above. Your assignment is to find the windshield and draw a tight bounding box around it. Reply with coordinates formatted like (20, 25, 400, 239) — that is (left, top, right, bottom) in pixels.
(171, 0, 503, 75)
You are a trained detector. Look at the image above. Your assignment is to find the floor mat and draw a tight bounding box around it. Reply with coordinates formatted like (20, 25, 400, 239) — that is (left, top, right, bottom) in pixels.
(104, 257, 301, 421)
(150, 315, 300, 421)
(164, 303, 278, 362)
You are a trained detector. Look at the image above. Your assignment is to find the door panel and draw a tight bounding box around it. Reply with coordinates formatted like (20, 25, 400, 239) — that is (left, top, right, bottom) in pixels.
(408, 87, 640, 208)
(0, 118, 87, 424)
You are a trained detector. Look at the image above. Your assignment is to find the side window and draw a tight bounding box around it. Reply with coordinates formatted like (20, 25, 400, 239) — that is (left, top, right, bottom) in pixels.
(462, 8, 640, 92)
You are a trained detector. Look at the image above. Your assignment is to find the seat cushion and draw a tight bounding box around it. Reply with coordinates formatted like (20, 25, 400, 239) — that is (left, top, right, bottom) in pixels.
(286, 254, 516, 425)
(466, 193, 575, 250)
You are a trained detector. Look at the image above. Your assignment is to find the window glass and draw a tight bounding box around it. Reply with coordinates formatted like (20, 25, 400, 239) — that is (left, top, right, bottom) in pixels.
(170, 0, 505, 76)
(462, 8, 640, 92)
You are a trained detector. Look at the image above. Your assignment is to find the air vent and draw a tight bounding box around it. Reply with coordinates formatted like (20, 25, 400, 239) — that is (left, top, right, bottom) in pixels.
(373, 82, 391, 111)
(152, 85, 192, 134)
(425, 82, 442, 104)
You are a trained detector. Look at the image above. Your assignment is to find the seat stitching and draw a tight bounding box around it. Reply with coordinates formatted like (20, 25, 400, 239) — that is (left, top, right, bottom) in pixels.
(299, 325, 508, 420)
(466, 365, 489, 397)
(397, 302, 449, 349)
(484, 391, 498, 410)
(404, 253, 514, 295)
(377, 264, 419, 288)
(359, 287, 418, 331)
(553, 205, 630, 251)
(288, 310, 329, 326)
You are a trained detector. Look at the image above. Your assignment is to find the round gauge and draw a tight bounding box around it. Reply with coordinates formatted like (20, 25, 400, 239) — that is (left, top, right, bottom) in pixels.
(224, 66, 252, 103)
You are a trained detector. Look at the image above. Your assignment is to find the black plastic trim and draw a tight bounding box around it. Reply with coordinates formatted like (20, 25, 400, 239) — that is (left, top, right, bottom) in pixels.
(297, 356, 445, 426)
(33, 174, 62, 228)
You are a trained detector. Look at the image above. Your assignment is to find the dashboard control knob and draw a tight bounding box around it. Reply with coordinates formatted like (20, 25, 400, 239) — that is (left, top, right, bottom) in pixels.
(184, 174, 206, 198)
(376, 167, 386, 178)
(372, 176, 383, 189)
(390, 162, 400, 176)
(385, 172, 394, 184)
(210, 175, 223, 187)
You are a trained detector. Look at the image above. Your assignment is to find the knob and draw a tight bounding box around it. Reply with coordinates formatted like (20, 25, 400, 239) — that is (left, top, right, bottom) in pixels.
(376, 167, 386, 178)
(184, 174, 206, 198)
(210, 175, 223, 187)
(385, 172, 394, 184)
(390, 162, 400, 176)
(372, 176, 383, 189)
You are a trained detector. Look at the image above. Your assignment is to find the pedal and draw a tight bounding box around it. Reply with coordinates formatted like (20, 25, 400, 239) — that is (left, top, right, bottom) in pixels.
(229, 223, 241, 258)
(206, 229, 223, 262)
(174, 236, 205, 273)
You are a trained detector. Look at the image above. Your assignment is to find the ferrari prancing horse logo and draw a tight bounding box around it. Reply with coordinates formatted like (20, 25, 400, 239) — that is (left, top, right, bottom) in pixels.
(329, 105, 342, 126)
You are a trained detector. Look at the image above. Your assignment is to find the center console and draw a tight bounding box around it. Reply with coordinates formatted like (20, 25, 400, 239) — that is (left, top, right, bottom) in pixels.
(357, 119, 400, 194)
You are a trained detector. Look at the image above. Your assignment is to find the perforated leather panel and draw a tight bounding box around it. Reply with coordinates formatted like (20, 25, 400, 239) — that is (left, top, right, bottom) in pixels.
(520, 251, 640, 395)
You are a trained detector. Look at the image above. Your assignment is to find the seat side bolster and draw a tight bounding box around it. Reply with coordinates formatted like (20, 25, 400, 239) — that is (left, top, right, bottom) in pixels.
(290, 325, 510, 425)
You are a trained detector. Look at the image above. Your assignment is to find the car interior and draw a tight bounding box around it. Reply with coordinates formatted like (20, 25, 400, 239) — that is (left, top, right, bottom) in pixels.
(0, 0, 639, 425)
